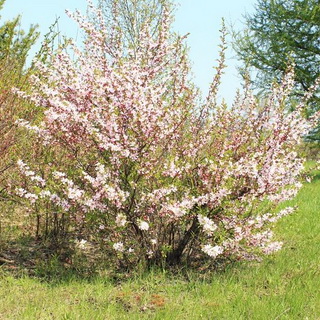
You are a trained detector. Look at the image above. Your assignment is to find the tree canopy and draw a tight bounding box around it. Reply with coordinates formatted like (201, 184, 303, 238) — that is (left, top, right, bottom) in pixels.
(234, 0, 320, 106)
(0, 0, 38, 71)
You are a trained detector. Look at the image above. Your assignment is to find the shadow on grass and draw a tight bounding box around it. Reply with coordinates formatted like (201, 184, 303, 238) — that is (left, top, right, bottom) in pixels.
(0, 235, 98, 286)
(0, 234, 252, 287)
(311, 173, 320, 181)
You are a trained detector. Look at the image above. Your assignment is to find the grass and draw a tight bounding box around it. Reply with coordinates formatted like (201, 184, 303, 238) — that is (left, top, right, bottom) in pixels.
(0, 176, 319, 319)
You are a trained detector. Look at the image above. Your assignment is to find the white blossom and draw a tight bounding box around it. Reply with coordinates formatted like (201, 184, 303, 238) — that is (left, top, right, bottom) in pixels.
(113, 242, 125, 252)
(202, 244, 223, 258)
(138, 220, 149, 231)
(115, 213, 127, 227)
(75, 239, 87, 250)
(198, 214, 218, 235)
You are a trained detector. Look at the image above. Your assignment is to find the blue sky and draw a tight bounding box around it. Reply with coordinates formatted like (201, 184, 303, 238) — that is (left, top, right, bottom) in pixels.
(2, 0, 256, 104)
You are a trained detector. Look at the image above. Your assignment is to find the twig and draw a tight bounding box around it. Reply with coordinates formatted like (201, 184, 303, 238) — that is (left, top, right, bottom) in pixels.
(274, 308, 291, 320)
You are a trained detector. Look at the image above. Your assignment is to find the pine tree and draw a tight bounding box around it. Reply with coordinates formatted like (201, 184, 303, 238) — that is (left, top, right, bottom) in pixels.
(234, 0, 320, 140)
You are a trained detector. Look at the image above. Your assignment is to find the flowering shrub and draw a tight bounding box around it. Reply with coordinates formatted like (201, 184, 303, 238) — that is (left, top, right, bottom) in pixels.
(14, 1, 319, 268)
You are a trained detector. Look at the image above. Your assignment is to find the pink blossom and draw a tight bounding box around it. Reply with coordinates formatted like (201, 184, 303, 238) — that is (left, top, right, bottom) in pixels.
(262, 241, 283, 254)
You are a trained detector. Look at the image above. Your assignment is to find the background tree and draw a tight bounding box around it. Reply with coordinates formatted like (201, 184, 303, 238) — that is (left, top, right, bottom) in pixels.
(0, 0, 39, 196)
(96, 0, 174, 55)
(233, 0, 320, 139)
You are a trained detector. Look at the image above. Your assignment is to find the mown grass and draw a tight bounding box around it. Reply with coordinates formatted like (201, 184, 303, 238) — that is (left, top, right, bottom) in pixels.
(0, 175, 319, 319)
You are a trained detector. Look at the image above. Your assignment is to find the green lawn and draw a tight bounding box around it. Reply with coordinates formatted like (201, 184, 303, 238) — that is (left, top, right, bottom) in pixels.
(0, 176, 319, 319)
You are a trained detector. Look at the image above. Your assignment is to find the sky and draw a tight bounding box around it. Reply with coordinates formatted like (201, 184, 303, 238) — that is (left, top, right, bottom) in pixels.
(1, 0, 256, 104)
